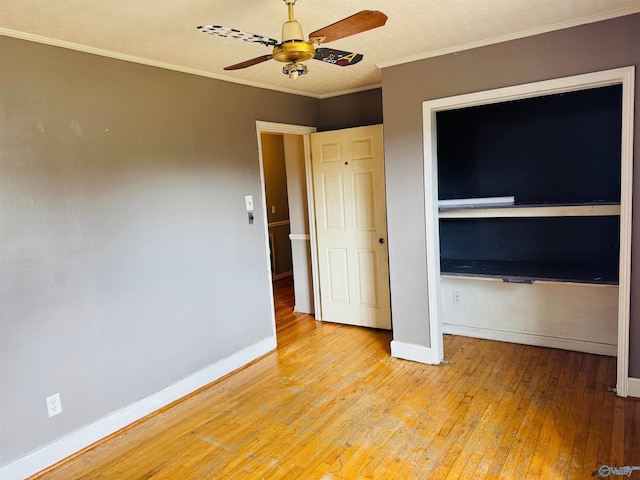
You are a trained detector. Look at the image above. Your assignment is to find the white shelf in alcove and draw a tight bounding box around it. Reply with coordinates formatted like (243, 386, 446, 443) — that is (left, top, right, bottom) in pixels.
(438, 203, 620, 219)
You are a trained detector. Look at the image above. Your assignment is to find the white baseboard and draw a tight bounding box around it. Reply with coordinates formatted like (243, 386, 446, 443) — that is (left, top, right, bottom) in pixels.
(627, 377, 640, 398)
(390, 340, 443, 365)
(0, 336, 277, 480)
(442, 324, 617, 357)
(293, 305, 314, 315)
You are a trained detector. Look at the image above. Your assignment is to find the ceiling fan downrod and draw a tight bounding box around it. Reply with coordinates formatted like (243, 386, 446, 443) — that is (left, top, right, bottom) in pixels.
(276, 0, 315, 78)
(282, 0, 305, 42)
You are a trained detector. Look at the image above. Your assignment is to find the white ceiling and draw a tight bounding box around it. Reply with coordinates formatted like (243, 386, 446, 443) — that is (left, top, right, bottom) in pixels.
(1, 0, 639, 98)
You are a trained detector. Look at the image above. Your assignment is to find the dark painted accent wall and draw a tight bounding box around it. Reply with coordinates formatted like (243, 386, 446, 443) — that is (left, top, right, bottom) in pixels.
(436, 85, 622, 204)
(317, 88, 383, 131)
(0, 36, 319, 465)
(381, 13, 640, 376)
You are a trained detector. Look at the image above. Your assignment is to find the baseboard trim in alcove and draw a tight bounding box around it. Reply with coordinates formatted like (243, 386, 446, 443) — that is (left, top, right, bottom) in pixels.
(627, 377, 640, 398)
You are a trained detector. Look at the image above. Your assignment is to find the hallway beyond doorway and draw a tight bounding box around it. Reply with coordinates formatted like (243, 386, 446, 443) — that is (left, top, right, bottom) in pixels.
(273, 276, 319, 348)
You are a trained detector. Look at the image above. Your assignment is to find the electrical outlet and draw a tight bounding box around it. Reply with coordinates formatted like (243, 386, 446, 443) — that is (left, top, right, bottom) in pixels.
(46, 393, 62, 418)
(453, 291, 462, 305)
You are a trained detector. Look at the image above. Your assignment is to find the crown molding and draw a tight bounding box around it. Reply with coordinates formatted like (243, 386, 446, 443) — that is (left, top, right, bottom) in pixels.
(377, 6, 640, 69)
(0, 28, 326, 99)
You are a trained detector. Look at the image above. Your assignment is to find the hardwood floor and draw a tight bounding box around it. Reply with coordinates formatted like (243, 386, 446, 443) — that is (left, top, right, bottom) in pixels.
(33, 278, 639, 479)
(272, 277, 319, 348)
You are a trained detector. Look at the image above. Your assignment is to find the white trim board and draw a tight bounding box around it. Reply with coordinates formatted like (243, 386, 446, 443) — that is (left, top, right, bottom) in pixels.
(439, 204, 621, 219)
(289, 233, 311, 241)
(390, 340, 443, 365)
(628, 378, 640, 399)
(0, 336, 277, 480)
(255, 121, 316, 136)
(422, 66, 635, 397)
(438, 196, 515, 208)
(442, 324, 617, 357)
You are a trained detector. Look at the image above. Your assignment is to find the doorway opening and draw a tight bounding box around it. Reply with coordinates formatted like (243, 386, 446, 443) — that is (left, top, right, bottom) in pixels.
(255, 121, 321, 346)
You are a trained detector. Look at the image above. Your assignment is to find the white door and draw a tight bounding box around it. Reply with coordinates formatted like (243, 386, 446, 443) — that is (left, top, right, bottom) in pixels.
(311, 124, 391, 329)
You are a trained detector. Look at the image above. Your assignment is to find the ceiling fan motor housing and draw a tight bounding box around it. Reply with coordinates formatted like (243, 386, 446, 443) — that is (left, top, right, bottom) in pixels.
(282, 19, 304, 42)
(273, 40, 315, 63)
(273, 18, 315, 64)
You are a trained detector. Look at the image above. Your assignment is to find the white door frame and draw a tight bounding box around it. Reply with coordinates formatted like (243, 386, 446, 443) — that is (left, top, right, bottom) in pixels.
(422, 67, 635, 397)
(255, 121, 321, 337)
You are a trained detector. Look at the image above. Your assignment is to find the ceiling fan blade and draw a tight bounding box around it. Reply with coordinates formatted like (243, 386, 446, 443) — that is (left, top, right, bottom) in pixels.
(224, 55, 274, 71)
(313, 48, 363, 67)
(308, 10, 387, 44)
(197, 25, 278, 47)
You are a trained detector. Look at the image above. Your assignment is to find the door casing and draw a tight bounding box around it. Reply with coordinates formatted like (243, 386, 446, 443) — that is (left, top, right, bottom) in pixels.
(256, 121, 321, 339)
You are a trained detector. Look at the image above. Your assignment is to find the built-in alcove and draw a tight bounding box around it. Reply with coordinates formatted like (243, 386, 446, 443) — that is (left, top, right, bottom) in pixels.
(422, 67, 634, 395)
(436, 85, 622, 285)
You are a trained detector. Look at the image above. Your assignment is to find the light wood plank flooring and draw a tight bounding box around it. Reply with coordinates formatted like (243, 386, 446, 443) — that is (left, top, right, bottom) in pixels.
(33, 278, 639, 479)
(272, 277, 319, 348)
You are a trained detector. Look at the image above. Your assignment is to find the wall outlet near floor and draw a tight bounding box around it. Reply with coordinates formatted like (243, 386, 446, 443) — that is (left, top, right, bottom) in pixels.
(46, 393, 62, 418)
(453, 291, 462, 305)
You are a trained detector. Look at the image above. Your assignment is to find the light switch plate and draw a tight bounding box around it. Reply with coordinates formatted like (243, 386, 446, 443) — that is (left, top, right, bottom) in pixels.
(244, 195, 254, 211)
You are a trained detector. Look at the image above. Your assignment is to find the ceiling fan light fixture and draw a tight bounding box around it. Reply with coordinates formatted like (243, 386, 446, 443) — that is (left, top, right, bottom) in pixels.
(283, 62, 308, 79)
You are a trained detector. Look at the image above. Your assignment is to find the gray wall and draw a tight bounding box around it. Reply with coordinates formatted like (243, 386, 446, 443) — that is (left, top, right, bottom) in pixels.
(381, 14, 640, 376)
(0, 36, 320, 465)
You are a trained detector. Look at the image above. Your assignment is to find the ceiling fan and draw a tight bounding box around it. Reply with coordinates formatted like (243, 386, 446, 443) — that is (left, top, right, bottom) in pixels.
(197, 0, 387, 79)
